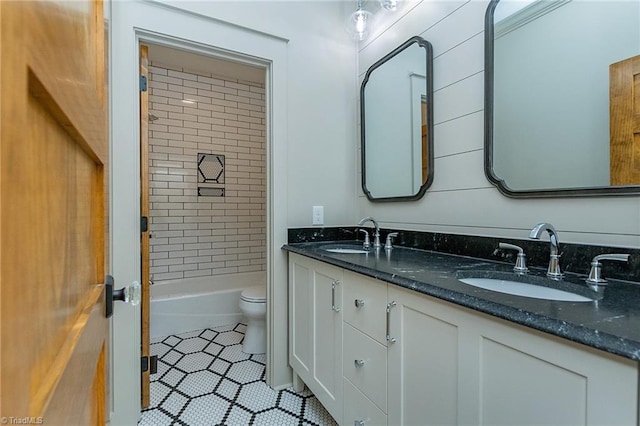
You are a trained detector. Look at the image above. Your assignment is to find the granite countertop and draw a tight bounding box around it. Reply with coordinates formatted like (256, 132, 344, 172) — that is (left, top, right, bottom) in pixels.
(282, 240, 640, 361)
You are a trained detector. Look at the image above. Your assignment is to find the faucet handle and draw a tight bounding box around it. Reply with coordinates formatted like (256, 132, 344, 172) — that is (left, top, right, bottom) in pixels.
(384, 232, 399, 250)
(359, 229, 371, 250)
(499, 242, 523, 253)
(586, 254, 630, 286)
(498, 242, 529, 274)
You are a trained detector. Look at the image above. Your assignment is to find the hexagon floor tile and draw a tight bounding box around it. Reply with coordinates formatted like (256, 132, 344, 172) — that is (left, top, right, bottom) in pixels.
(139, 324, 338, 426)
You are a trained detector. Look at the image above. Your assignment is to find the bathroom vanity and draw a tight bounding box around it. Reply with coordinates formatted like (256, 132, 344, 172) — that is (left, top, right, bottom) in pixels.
(284, 242, 640, 426)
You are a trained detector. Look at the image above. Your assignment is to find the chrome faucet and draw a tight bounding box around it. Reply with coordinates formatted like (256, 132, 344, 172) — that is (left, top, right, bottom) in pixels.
(357, 216, 381, 249)
(529, 222, 563, 280)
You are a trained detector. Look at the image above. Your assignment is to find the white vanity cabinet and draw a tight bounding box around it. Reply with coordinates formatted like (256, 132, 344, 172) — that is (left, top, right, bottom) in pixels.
(386, 285, 638, 426)
(288, 255, 639, 426)
(288, 253, 343, 423)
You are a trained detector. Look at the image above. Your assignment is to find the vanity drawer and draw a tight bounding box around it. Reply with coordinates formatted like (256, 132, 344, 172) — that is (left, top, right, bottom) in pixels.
(343, 271, 387, 345)
(344, 378, 387, 426)
(343, 323, 387, 412)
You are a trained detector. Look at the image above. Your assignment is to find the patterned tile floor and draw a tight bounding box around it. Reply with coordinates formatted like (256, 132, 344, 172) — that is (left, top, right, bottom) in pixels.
(139, 324, 338, 426)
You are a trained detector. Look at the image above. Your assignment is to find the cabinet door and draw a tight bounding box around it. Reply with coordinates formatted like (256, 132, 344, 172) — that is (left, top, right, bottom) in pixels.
(386, 283, 638, 426)
(387, 285, 465, 426)
(312, 259, 343, 420)
(289, 254, 313, 378)
(289, 254, 343, 423)
(474, 314, 638, 426)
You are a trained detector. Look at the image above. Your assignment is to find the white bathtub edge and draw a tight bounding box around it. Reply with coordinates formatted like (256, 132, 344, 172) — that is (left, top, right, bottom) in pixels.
(150, 271, 265, 338)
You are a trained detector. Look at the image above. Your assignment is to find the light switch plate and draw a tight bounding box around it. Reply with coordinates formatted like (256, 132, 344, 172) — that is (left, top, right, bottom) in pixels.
(312, 206, 324, 225)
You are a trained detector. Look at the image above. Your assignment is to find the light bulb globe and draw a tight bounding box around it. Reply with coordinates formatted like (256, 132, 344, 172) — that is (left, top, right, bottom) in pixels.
(346, 7, 373, 41)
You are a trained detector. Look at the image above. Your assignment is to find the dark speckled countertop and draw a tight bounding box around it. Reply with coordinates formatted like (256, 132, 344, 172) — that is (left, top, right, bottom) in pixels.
(282, 240, 640, 361)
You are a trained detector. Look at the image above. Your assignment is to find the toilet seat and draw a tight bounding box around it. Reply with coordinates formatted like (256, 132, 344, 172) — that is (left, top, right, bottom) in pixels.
(241, 285, 266, 303)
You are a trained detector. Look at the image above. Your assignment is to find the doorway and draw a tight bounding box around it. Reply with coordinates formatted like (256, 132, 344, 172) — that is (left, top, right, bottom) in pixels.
(110, 4, 290, 421)
(140, 42, 269, 407)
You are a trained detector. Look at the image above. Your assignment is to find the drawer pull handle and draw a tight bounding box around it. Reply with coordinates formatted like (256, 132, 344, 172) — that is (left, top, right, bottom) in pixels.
(354, 359, 365, 368)
(332, 280, 340, 312)
(355, 299, 365, 308)
(354, 421, 365, 426)
(386, 301, 397, 344)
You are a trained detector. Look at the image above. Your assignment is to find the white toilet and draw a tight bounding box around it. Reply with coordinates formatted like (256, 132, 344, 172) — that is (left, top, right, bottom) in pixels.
(239, 285, 267, 354)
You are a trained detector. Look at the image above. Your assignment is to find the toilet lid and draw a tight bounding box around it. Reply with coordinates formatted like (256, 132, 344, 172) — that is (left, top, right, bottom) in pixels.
(241, 285, 266, 302)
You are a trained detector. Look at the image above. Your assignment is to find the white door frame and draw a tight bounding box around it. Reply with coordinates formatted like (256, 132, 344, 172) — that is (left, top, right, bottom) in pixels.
(110, 2, 290, 424)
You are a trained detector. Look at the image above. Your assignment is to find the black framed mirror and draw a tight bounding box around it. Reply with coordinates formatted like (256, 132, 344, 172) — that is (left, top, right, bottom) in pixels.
(361, 36, 434, 202)
(485, 0, 640, 197)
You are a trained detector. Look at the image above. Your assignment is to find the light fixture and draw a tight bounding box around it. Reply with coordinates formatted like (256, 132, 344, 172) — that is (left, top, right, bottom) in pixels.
(379, 0, 398, 11)
(346, 0, 373, 41)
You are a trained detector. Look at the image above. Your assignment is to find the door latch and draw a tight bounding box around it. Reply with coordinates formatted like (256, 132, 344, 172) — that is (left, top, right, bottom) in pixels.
(141, 355, 158, 374)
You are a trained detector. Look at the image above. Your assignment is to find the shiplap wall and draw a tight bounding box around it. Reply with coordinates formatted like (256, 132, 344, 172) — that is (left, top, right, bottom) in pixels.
(356, 0, 640, 249)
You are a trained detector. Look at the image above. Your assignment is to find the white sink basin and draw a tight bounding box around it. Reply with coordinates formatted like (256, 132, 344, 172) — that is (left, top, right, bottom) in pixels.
(325, 247, 369, 254)
(458, 277, 593, 302)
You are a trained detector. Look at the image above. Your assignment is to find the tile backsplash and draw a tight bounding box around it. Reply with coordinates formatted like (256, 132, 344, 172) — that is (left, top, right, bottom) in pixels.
(148, 62, 266, 282)
(288, 227, 640, 283)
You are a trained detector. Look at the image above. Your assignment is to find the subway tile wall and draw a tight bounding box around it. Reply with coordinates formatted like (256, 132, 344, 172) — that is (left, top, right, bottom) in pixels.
(148, 61, 266, 282)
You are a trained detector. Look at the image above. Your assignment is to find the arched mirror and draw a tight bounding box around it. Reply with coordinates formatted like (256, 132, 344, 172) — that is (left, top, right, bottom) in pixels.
(361, 36, 434, 201)
(485, 0, 640, 197)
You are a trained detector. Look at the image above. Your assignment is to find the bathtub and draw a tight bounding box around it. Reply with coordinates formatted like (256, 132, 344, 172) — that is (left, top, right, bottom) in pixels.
(150, 271, 266, 339)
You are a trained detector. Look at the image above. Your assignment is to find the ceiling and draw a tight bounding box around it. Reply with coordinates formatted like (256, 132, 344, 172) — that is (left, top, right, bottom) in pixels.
(146, 43, 265, 84)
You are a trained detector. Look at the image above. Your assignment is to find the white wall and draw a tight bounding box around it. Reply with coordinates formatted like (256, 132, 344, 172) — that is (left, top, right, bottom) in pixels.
(156, 1, 359, 227)
(356, 0, 640, 248)
(110, 1, 357, 422)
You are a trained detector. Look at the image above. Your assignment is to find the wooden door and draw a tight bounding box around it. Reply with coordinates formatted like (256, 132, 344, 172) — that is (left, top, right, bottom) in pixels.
(421, 100, 428, 183)
(1, 1, 109, 424)
(140, 44, 151, 409)
(610, 54, 640, 185)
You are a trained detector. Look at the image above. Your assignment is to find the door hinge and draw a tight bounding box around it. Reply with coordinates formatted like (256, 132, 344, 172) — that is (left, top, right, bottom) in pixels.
(139, 75, 147, 92)
(141, 355, 158, 374)
(141, 216, 148, 233)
